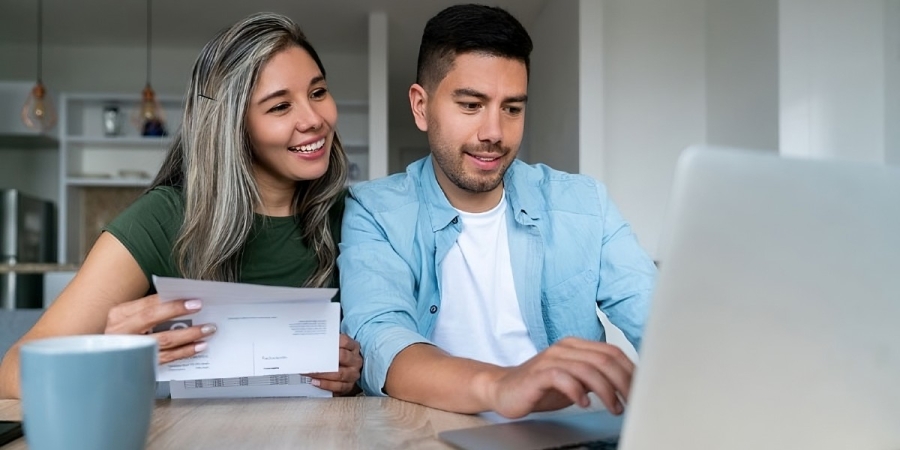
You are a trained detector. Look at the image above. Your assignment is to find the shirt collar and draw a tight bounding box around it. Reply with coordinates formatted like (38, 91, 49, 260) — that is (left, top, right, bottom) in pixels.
(418, 155, 460, 232)
(417, 156, 543, 232)
(504, 160, 542, 222)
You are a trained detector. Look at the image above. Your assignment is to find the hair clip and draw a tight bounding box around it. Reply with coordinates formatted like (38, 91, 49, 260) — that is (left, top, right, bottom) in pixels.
(198, 93, 216, 101)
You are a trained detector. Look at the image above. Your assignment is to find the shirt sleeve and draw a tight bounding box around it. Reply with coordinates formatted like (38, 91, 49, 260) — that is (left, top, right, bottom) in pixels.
(338, 190, 433, 396)
(594, 182, 658, 351)
(103, 187, 183, 285)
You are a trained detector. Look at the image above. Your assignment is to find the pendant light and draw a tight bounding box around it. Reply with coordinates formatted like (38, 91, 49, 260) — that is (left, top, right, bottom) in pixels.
(21, 0, 57, 131)
(134, 0, 167, 136)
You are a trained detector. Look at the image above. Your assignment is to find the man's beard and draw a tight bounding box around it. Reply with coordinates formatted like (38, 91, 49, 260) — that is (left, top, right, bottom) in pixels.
(431, 141, 513, 193)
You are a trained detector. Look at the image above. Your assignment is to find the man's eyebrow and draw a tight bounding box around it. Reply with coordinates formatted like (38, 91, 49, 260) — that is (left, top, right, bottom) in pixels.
(452, 89, 528, 104)
(452, 88, 488, 100)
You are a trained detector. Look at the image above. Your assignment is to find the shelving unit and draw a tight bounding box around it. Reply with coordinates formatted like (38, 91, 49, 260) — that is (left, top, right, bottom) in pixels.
(57, 92, 182, 263)
(55, 93, 378, 264)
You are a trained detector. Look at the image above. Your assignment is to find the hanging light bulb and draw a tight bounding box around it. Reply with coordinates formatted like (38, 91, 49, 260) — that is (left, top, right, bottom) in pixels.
(138, 82, 166, 136)
(133, 0, 167, 136)
(21, 0, 57, 131)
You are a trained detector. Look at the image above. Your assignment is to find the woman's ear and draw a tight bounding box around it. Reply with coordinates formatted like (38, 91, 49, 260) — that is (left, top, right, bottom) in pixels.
(409, 83, 429, 132)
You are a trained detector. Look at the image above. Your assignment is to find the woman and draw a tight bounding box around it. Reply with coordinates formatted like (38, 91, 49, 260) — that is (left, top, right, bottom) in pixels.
(0, 12, 362, 398)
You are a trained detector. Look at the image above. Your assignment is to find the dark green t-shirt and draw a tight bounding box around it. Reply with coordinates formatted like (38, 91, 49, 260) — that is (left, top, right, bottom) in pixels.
(104, 186, 343, 292)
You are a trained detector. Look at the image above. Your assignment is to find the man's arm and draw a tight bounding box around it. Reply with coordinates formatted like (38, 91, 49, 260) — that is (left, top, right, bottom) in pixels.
(338, 191, 432, 395)
(593, 183, 657, 350)
(385, 344, 502, 413)
(386, 339, 633, 419)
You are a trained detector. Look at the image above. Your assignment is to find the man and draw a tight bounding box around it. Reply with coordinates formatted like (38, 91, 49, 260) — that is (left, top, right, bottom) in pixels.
(339, 4, 656, 419)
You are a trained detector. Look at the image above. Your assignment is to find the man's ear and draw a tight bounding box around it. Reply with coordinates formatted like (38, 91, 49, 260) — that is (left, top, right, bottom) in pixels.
(409, 83, 429, 132)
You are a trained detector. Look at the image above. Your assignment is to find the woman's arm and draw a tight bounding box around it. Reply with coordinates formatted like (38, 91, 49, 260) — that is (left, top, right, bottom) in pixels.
(0, 232, 212, 399)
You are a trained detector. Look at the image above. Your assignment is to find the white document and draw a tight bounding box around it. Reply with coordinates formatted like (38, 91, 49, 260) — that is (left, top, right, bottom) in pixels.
(169, 374, 331, 399)
(152, 276, 340, 382)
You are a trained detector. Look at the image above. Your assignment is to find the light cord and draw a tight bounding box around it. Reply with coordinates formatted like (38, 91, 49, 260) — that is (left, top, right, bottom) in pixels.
(36, 0, 43, 82)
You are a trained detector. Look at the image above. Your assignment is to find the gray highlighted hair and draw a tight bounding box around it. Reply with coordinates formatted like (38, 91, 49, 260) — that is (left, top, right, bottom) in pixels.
(150, 12, 348, 287)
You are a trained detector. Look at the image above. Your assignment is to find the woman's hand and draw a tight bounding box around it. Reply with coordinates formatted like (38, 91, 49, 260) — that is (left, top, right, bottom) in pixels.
(104, 294, 217, 364)
(305, 333, 363, 396)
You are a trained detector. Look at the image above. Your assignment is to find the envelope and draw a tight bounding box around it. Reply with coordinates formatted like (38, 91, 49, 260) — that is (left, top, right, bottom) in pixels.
(151, 276, 340, 382)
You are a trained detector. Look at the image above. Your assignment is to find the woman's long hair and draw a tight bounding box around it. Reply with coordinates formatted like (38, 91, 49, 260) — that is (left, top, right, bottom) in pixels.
(149, 12, 348, 287)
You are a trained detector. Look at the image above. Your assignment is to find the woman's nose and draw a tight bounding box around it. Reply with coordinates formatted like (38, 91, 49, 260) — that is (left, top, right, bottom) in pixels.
(294, 103, 325, 133)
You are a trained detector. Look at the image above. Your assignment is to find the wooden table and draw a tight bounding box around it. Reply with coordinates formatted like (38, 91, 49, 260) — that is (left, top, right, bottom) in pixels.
(0, 396, 489, 449)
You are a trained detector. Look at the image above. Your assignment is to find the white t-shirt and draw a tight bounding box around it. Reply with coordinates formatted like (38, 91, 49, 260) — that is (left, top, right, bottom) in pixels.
(432, 193, 539, 367)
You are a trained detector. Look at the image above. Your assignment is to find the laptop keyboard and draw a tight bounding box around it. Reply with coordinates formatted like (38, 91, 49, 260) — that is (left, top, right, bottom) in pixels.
(546, 439, 619, 450)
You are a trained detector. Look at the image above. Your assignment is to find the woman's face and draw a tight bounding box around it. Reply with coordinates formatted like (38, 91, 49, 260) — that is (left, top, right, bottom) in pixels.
(246, 45, 337, 189)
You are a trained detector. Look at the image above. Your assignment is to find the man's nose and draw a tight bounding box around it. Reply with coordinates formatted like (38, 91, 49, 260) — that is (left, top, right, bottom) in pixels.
(477, 108, 502, 144)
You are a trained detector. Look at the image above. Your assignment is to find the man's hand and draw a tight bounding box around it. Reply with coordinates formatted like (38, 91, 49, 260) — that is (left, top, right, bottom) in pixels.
(305, 333, 363, 396)
(482, 337, 634, 419)
(104, 294, 217, 364)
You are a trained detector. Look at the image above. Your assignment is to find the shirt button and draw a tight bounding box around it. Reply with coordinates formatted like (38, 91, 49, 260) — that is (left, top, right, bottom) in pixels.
(430, 305, 438, 314)
(451, 217, 458, 224)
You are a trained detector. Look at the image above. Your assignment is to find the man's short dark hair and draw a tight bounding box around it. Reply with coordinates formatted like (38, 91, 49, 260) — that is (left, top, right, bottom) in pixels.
(416, 4, 533, 92)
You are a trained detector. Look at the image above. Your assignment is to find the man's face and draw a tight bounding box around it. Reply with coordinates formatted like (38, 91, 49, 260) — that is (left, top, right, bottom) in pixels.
(411, 53, 528, 207)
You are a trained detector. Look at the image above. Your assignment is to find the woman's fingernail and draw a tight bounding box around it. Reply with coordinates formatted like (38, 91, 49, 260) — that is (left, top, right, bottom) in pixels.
(185, 300, 202, 310)
(311, 379, 321, 387)
(194, 342, 208, 353)
(201, 324, 217, 335)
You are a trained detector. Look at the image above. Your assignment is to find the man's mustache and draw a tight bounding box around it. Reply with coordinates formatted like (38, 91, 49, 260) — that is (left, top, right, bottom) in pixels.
(461, 143, 509, 155)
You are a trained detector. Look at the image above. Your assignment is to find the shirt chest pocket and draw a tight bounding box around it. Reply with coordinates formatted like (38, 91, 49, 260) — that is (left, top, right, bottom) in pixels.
(540, 269, 602, 342)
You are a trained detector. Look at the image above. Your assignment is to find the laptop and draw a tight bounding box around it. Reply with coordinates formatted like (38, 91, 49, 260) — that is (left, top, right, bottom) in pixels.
(440, 146, 900, 450)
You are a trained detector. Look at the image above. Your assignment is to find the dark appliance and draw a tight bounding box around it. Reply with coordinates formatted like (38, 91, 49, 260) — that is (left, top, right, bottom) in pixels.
(1, 189, 56, 309)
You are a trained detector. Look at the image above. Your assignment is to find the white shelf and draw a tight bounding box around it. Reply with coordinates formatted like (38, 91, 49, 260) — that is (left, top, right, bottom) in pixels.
(64, 136, 173, 147)
(0, 134, 57, 150)
(65, 177, 152, 187)
(62, 92, 183, 103)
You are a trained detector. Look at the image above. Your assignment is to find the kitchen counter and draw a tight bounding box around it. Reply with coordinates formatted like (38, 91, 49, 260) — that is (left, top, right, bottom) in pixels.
(0, 264, 79, 274)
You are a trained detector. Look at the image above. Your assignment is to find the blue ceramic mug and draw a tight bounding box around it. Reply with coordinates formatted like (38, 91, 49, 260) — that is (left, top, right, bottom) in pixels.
(19, 335, 158, 450)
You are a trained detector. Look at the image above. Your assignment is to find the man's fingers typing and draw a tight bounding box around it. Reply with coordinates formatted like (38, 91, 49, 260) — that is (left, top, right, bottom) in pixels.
(552, 349, 633, 402)
(541, 339, 634, 402)
(487, 338, 636, 418)
(555, 338, 635, 374)
(550, 359, 625, 414)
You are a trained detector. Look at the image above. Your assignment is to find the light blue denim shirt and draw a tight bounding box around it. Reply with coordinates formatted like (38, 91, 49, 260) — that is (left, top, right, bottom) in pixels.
(339, 156, 657, 395)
